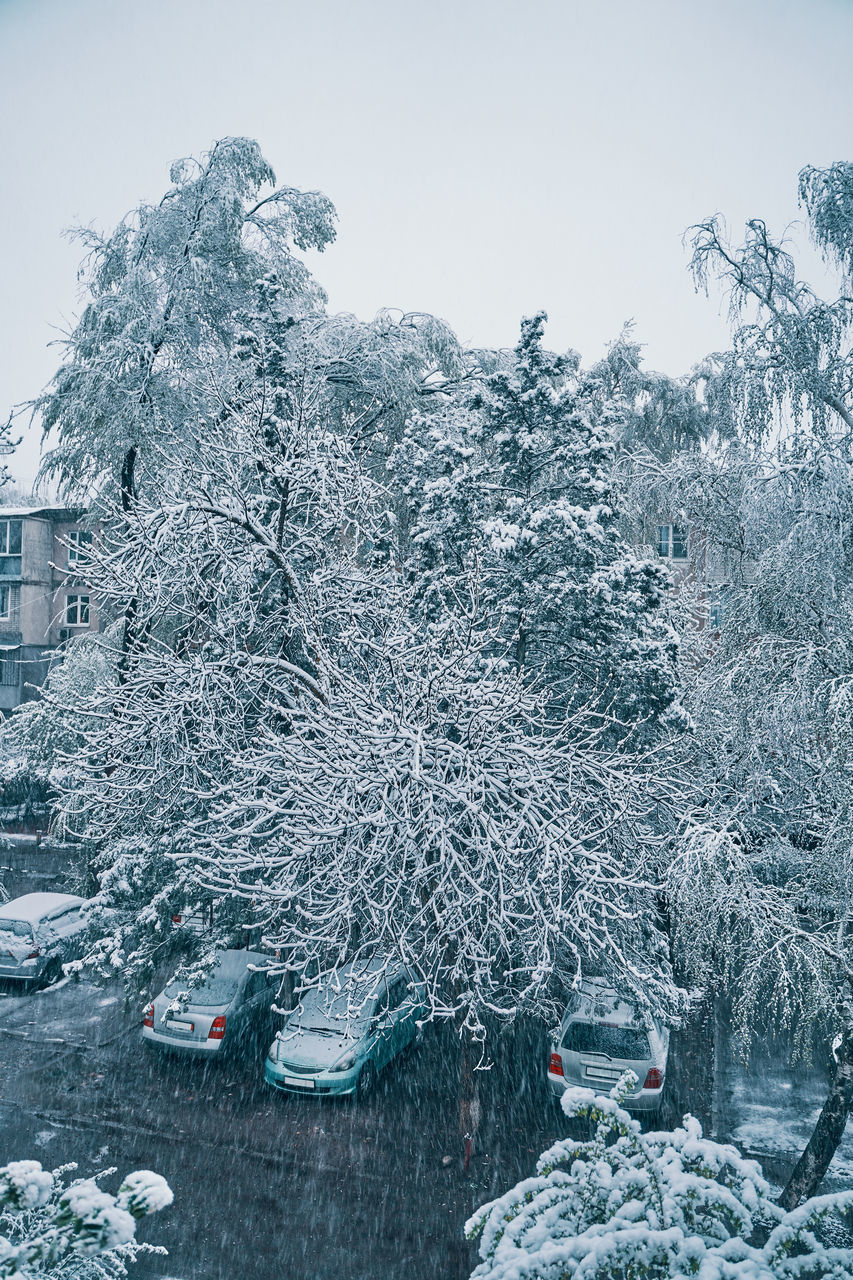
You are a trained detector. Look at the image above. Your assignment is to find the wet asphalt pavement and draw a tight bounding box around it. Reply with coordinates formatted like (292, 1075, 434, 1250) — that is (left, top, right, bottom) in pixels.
(0, 838, 570, 1279)
(1, 840, 848, 1278)
(0, 974, 567, 1280)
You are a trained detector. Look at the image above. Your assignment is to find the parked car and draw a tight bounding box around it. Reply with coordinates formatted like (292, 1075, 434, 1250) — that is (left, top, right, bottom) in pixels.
(547, 978, 670, 1111)
(265, 959, 426, 1099)
(143, 949, 275, 1056)
(0, 892, 89, 986)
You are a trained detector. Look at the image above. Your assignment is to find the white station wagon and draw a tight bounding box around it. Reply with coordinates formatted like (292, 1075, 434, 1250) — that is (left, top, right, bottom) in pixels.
(547, 978, 670, 1111)
(0, 892, 89, 986)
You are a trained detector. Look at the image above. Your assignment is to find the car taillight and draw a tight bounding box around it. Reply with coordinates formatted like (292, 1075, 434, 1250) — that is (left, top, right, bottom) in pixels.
(208, 1016, 226, 1040)
(26, 948, 40, 960)
(643, 1068, 663, 1090)
(549, 1052, 564, 1077)
(143, 1002, 154, 1029)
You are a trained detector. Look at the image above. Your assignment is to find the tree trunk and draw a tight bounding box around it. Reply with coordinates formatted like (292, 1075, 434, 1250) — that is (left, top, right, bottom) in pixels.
(117, 445, 141, 683)
(779, 1018, 853, 1209)
(456, 1019, 481, 1173)
(120, 444, 137, 515)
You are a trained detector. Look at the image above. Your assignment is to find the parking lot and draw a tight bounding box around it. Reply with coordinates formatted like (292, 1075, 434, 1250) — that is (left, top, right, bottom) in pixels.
(0, 971, 572, 1280)
(2, 846, 850, 1279)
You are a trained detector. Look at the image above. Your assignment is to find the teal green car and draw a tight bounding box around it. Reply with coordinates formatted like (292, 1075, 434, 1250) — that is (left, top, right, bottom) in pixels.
(264, 959, 426, 1099)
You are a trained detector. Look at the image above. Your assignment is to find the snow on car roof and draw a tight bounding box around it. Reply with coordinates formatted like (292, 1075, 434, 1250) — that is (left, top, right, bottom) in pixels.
(334, 956, 408, 991)
(0, 892, 85, 923)
(295, 956, 406, 1010)
(213, 948, 273, 974)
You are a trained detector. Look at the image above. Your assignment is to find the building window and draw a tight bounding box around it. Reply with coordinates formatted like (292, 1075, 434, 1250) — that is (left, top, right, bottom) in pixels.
(0, 652, 19, 686)
(65, 594, 90, 627)
(67, 529, 92, 566)
(709, 589, 726, 631)
(657, 524, 688, 560)
(0, 521, 22, 557)
(0, 585, 18, 621)
(0, 519, 22, 576)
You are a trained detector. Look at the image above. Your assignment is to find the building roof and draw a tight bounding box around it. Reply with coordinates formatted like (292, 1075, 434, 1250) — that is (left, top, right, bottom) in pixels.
(0, 505, 85, 521)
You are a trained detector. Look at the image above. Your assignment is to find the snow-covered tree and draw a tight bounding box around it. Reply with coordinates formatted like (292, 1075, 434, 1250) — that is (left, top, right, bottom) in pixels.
(466, 1076, 853, 1280)
(398, 313, 681, 730)
(649, 159, 853, 1206)
(0, 1160, 171, 1280)
(32, 143, 690, 1168)
(28, 147, 683, 1029)
(51, 391, 681, 1032)
(36, 137, 336, 504)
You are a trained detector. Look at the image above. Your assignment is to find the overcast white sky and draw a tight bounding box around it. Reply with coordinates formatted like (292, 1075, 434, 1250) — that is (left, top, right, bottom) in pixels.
(1, 0, 851, 485)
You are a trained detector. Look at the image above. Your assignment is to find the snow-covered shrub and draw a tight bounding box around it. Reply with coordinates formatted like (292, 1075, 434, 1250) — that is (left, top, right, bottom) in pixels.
(0, 1160, 172, 1279)
(466, 1074, 853, 1279)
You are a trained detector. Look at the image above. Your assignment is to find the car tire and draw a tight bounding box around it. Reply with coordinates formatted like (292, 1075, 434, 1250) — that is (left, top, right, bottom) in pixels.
(41, 959, 63, 988)
(356, 1061, 376, 1100)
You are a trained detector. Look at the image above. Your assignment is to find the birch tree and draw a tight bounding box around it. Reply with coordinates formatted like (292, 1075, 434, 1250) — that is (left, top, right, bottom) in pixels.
(656, 158, 853, 1205)
(36, 137, 337, 504)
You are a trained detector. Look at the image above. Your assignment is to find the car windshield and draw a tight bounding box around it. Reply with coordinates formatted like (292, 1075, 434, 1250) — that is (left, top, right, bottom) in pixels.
(0, 919, 33, 942)
(288, 984, 377, 1034)
(562, 1021, 651, 1060)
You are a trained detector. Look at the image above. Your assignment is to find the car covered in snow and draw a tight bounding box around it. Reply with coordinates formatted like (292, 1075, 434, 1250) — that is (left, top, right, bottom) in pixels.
(143, 948, 276, 1056)
(547, 978, 670, 1111)
(0, 892, 90, 986)
(265, 959, 426, 1099)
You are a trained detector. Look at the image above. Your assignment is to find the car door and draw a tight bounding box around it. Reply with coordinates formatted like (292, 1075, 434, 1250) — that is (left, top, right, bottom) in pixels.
(370, 983, 396, 1070)
(241, 970, 271, 1035)
(227, 973, 254, 1044)
(35, 917, 60, 964)
(49, 907, 83, 960)
(385, 976, 414, 1062)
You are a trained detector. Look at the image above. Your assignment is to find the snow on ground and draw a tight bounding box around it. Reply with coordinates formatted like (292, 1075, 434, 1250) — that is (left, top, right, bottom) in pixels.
(715, 1031, 853, 1188)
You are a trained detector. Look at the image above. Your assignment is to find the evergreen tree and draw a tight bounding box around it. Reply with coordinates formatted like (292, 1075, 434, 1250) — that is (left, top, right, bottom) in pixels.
(401, 313, 680, 730)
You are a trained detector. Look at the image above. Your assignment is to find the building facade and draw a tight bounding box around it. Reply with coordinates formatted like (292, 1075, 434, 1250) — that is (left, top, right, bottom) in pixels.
(0, 506, 100, 712)
(651, 520, 731, 631)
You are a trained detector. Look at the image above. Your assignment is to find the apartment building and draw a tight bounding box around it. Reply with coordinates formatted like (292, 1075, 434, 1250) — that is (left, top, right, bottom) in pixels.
(0, 505, 99, 712)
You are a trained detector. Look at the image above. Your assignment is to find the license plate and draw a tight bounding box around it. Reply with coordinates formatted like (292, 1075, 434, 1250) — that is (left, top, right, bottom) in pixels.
(284, 1076, 314, 1088)
(585, 1067, 620, 1082)
(169, 1020, 194, 1032)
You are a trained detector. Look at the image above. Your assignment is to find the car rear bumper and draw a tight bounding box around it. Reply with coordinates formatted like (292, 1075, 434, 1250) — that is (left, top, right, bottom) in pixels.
(142, 1026, 223, 1055)
(547, 1070, 664, 1111)
(0, 959, 45, 982)
(264, 1060, 360, 1096)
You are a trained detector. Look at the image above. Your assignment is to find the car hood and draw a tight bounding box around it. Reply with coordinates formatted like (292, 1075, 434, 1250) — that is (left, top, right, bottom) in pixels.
(274, 1026, 365, 1069)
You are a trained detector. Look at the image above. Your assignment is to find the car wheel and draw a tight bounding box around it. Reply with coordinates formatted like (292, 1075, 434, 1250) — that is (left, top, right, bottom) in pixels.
(42, 959, 63, 988)
(356, 1061, 376, 1100)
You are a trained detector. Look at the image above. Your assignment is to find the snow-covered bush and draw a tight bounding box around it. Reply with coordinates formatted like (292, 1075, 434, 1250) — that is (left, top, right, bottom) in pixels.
(466, 1075, 853, 1279)
(0, 1160, 172, 1279)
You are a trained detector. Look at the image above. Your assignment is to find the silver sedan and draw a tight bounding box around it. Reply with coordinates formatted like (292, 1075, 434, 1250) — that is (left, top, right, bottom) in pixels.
(143, 949, 276, 1056)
